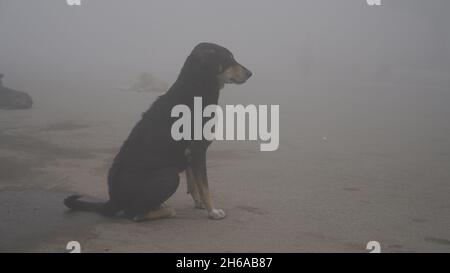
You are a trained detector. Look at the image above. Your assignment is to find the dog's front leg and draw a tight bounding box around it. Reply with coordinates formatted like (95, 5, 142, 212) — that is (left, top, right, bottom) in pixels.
(185, 166, 205, 209)
(191, 145, 226, 220)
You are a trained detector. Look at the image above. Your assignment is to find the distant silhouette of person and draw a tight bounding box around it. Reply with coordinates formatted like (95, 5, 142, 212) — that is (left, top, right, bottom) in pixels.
(0, 74, 4, 86)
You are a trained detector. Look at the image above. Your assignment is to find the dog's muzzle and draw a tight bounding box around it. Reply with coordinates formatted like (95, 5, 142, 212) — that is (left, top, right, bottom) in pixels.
(221, 64, 253, 84)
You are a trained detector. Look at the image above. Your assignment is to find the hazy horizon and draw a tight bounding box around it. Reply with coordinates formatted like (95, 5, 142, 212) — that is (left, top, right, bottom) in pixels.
(1, 0, 449, 93)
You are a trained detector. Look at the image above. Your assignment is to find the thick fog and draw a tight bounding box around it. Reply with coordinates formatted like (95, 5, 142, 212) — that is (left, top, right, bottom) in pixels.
(1, 0, 450, 252)
(1, 0, 449, 90)
(3, 0, 447, 149)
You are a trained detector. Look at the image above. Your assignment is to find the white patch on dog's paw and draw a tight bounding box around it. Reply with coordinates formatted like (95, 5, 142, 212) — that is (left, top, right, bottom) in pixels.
(208, 209, 226, 220)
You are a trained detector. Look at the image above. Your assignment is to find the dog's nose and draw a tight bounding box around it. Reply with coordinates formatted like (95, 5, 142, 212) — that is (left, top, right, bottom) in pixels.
(245, 69, 253, 78)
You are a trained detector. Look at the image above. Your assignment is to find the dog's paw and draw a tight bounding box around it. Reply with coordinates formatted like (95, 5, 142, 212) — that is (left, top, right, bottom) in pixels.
(208, 209, 226, 220)
(194, 200, 205, 209)
(132, 207, 176, 222)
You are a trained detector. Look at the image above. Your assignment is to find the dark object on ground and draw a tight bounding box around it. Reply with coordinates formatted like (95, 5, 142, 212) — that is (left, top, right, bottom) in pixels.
(0, 76, 33, 110)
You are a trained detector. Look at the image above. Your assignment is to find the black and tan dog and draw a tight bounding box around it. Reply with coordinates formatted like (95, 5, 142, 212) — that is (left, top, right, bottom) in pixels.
(64, 43, 252, 221)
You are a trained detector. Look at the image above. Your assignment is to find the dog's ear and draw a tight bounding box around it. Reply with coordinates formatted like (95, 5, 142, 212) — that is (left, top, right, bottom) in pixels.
(192, 48, 223, 74)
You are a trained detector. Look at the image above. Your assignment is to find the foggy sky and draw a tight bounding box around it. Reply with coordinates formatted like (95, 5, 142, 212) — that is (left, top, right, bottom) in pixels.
(0, 0, 449, 93)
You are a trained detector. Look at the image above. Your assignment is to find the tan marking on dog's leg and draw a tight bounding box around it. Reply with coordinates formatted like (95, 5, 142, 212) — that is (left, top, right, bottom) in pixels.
(193, 172, 226, 220)
(133, 206, 176, 222)
(195, 180, 212, 211)
(186, 167, 204, 209)
(191, 146, 226, 220)
(197, 182, 226, 220)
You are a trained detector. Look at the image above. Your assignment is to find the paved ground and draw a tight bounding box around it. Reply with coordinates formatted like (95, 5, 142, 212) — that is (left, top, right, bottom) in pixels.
(1, 84, 449, 253)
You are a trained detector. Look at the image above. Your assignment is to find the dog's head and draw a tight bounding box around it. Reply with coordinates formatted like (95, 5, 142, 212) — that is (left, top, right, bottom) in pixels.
(190, 43, 252, 85)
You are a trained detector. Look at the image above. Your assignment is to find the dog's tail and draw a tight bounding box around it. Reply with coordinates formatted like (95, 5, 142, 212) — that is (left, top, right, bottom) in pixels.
(64, 195, 118, 217)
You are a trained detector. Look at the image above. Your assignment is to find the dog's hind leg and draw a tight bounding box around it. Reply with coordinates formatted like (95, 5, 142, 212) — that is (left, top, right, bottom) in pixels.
(186, 166, 205, 209)
(133, 206, 176, 222)
(124, 168, 180, 221)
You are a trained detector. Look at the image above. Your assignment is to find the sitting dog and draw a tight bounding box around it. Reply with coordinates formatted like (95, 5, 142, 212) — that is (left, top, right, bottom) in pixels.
(64, 43, 252, 221)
